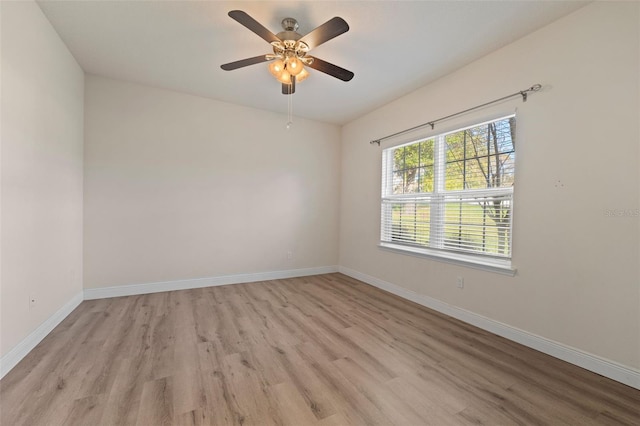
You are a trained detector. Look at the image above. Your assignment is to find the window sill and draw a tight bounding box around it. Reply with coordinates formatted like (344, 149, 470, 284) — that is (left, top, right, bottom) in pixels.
(378, 242, 517, 276)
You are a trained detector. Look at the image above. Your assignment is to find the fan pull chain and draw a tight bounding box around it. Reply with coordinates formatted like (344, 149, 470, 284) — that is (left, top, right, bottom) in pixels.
(286, 84, 293, 130)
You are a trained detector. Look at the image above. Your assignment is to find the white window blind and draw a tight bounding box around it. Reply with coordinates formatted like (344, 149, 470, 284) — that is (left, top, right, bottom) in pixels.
(380, 115, 516, 267)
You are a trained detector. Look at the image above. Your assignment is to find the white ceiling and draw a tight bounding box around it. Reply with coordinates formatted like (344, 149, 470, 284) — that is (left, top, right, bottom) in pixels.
(37, 1, 587, 125)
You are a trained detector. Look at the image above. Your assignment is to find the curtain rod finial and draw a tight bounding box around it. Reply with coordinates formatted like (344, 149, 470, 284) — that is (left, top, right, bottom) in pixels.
(522, 83, 542, 101)
(370, 139, 381, 146)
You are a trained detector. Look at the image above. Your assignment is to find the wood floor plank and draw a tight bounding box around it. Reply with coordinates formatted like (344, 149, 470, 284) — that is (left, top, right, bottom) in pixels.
(385, 376, 463, 425)
(195, 341, 244, 425)
(396, 367, 471, 415)
(339, 324, 416, 376)
(316, 412, 350, 426)
(221, 352, 283, 426)
(271, 381, 319, 426)
(273, 342, 338, 420)
(61, 394, 107, 426)
(98, 357, 147, 425)
(302, 357, 395, 426)
(136, 376, 174, 426)
(332, 356, 427, 426)
(2, 273, 639, 426)
(172, 329, 205, 417)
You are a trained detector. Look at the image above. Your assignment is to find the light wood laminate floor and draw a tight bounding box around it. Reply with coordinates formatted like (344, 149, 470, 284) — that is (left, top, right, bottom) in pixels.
(1, 273, 639, 425)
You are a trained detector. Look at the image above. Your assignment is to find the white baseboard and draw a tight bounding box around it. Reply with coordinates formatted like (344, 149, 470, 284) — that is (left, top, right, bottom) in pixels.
(0, 292, 83, 379)
(338, 266, 640, 390)
(84, 265, 339, 300)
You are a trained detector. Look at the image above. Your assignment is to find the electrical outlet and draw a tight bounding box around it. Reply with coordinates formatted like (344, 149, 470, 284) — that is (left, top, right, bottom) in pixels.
(286, 250, 293, 260)
(29, 293, 37, 309)
(456, 277, 464, 289)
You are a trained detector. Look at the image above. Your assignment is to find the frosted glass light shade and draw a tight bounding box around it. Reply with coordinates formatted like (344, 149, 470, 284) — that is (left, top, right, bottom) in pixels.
(296, 68, 310, 82)
(276, 70, 291, 84)
(287, 57, 303, 76)
(269, 59, 285, 78)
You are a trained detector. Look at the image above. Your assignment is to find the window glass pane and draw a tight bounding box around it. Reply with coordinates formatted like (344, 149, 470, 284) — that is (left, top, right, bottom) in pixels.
(403, 169, 420, 194)
(390, 139, 436, 194)
(444, 117, 516, 191)
(419, 139, 435, 166)
(392, 171, 404, 195)
(445, 160, 464, 191)
(404, 144, 420, 169)
(466, 128, 489, 158)
(393, 147, 405, 171)
(492, 117, 515, 154)
(464, 158, 488, 189)
(419, 166, 434, 192)
(491, 152, 515, 187)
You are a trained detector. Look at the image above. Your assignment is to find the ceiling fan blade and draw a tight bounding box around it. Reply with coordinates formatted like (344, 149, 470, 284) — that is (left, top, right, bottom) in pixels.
(228, 10, 280, 44)
(307, 57, 354, 81)
(299, 17, 349, 50)
(221, 55, 270, 71)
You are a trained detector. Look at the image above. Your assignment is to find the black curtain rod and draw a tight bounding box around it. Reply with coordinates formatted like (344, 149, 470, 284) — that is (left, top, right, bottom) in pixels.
(370, 84, 542, 146)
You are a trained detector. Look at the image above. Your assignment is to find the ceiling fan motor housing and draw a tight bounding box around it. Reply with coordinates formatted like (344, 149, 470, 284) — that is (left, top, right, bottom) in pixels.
(276, 17, 302, 43)
(281, 17, 299, 32)
(271, 22, 310, 62)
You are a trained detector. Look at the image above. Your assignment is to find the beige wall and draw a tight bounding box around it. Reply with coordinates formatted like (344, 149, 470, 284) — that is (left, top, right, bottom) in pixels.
(83, 75, 340, 288)
(1, 1, 84, 357)
(339, 2, 640, 369)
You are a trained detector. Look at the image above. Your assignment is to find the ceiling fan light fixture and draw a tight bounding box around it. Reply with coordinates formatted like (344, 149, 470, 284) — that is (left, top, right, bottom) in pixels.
(296, 67, 310, 83)
(268, 53, 305, 83)
(287, 57, 304, 76)
(276, 69, 292, 84)
(269, 59, 285, 78)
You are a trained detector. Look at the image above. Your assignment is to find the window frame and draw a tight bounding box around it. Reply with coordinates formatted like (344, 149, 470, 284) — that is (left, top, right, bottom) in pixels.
(379, 114, 517, 275)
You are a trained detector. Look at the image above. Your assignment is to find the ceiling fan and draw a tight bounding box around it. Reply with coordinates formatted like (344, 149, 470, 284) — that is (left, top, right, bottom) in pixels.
(220, 10, 354, 95)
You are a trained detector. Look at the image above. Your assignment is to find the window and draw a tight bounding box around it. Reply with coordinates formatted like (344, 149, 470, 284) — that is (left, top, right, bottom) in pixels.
(380, 115, 516, 272)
